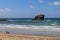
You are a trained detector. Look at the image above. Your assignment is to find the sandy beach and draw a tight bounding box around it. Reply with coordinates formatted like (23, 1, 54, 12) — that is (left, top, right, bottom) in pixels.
(0, 26, 60, 40)
(0, 33, 60, 40)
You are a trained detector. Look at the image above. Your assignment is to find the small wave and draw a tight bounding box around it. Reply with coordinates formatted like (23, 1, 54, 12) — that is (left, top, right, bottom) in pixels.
(8, 20, 32, 22)
(47, 20, 51, 21)
(51, 22, 58, 26)
(44, 20, 52, 22)
(0, 24, 60, 31)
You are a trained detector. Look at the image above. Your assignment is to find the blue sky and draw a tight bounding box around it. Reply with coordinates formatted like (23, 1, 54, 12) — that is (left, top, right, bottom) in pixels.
(0, 0, 60, 18)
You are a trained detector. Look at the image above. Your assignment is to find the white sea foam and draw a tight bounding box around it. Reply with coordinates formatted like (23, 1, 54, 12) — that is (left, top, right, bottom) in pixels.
(0, 24, 60, 31)
(8, 19, 32, 22)
(46, 20, 52, 22)
(51, 22, 58, 26)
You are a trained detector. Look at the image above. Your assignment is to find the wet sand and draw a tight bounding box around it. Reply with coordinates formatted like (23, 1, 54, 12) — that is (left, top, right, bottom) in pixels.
(0, 27, 60, 37)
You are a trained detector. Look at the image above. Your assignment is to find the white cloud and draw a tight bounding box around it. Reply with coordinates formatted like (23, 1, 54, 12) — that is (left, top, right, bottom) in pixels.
(38, 0, 44, 3)
(29, 5, 34, 8)
(5, 8, 11, 12)
(0, 8, 11, 13)
(29, 0, 34, 8)
(0, 8, 11, 14)
(0, 9, 4, 12)
(48, 2, 60, 6)
(53, 1, 60, 5)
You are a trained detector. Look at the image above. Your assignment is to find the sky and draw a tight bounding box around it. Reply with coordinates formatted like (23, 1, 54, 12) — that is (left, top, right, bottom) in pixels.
(0, 0, 60, 18)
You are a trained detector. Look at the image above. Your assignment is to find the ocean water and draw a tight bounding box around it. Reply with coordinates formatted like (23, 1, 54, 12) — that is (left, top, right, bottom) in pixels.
(0, 18, 60, 31)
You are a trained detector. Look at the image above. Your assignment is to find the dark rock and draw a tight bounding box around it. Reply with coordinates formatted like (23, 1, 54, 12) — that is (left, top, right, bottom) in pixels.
(5, 31, 10, 34)
(33, 14, 45, 20)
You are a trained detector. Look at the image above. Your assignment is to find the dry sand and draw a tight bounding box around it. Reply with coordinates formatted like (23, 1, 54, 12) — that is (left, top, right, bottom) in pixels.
(0, 33, 60, 40)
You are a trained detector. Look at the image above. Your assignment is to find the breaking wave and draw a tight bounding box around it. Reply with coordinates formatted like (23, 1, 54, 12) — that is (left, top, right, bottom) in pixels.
(0, 24, 60, 31)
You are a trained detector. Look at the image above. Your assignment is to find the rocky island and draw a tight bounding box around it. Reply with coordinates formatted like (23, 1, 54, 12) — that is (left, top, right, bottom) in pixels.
(33, 14, 45, 20)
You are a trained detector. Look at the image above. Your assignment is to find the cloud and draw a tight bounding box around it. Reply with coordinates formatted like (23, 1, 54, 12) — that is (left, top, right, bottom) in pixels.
(0, 8, 11, 12)
(0, 8, 12, 14)
(29, 5, 34, 8)
(53, 1, 60, 5)
(38, 0, 44, 3)
(48, 1, 60, 6)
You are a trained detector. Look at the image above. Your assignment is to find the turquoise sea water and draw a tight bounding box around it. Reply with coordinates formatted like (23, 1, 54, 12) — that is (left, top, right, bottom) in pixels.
(0, 18, 60, 36)
(1, 18, 60, 26)
(0, 18, 60, 31)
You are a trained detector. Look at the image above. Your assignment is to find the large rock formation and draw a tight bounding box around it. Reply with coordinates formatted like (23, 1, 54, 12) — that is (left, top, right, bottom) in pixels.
(33, 14, 45, 20)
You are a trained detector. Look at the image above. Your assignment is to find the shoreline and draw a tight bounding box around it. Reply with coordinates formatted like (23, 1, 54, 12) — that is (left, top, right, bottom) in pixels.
(0, 27, 60, 37)
(0, 27, 60, 40)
